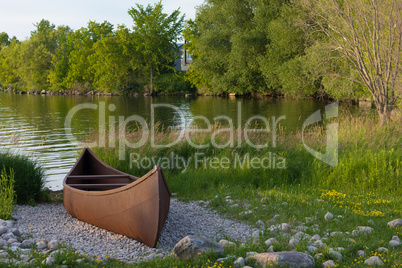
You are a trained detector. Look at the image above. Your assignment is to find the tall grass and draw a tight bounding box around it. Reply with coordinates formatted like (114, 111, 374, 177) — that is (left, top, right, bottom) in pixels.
(0, 152, 45, 204)
(88, 112, 401, 198)
(0, 167, 15, 220)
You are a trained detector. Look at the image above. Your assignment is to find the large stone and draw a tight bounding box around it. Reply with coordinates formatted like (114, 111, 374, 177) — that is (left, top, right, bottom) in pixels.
(5, 221, 14, 228)
(0, 226, 8, 236)
(10, 228, 21, 237)
(48, 240, 59, 251)
(36, 241, 48, 250)
(387, 219, 402, 228)
(322, 260, 336, 268)
(20, 239, 35, 249)
(357, 226, 373, 234)
(389, 240, 401, 248)
(173, 235, 224, 260)
(252, 252, 315, 268)
(233, 257, 245, 268)
(281, 223, 290, 232)
(219, 239, 236, 247)
(329, 251, 342, 261)
(264, 238, 278, 247)
(364, 256, 384, 266)
(324, 212, 333, 221)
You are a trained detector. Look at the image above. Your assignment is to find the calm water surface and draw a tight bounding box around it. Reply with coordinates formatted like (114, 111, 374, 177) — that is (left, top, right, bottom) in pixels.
(0, 92, 333, 190)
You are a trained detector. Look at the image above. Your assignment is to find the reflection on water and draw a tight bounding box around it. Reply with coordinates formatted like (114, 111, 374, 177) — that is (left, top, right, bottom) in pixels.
(0, 92, 332, 190)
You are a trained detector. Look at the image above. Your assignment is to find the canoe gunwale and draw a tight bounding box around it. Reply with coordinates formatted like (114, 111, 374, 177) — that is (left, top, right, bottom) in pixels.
(62, 147, 168, 196)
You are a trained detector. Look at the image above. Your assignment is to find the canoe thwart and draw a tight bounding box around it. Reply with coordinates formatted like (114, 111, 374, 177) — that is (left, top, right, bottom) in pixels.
(68, 183, 129, 189)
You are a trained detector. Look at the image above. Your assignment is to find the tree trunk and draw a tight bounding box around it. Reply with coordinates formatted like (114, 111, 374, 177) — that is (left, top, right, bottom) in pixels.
(378, 109, 391, 126)
(149, 55, 154, 95)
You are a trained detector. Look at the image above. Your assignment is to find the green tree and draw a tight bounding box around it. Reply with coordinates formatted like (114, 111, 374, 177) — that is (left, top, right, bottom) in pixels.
(128, 0, 184, 94)
(0, 39, 21, 87)
(184, 0, 313, 96)
(300, 0, 402, 125)
(47, 25, 73, 90)
(90, 25, 140, 93)
(0, 32, 10, 47)
(67, 21, 114, 90)
(16, 19, 58, 91)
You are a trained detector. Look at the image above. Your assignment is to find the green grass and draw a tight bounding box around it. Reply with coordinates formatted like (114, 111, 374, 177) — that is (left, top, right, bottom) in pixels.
(0, 151, 46, 205)
(0, 167, 15, 219)
(85, 112, 401, 267)
(3, 112, 398, 267)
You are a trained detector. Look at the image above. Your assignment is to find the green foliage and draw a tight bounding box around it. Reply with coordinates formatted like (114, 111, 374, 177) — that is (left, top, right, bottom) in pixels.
(184, 0, 320, 96)
(0, 152, 45, 204)
(154, 71, 195, 94)
(0, 167, 15, 220)
(128, 0, 185, 94)
(0, 7, 186, 95)
(0, 32, 10, 47)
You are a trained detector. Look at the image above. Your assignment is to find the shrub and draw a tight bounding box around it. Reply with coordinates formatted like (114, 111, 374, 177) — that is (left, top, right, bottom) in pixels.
(0, 152, 45, 204)
(0, 167, 15, 219)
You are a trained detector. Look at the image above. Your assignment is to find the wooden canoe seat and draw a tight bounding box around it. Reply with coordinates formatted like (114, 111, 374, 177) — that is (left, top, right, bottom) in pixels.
(68, 183, 129, 190)
(68, 175, 132, 180)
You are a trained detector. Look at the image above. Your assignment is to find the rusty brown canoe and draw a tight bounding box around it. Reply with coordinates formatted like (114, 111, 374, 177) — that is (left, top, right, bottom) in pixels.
(63, 147, 171, 247)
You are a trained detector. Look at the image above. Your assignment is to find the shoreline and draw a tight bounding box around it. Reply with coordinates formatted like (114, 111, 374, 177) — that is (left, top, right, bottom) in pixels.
(0, 87, 378, 107)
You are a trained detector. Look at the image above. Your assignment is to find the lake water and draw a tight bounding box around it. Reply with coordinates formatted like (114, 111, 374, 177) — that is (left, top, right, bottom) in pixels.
(0, 92, 337, 190)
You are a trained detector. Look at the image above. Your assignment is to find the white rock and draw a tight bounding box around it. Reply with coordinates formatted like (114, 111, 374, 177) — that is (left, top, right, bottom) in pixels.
(294, 232, 306, 239)
(378, 247, 388, 253)
(387, 219, 402, 227)
(0, 226, 8, 236)
(352, 230, 360, 236)
(330, 231, 343, 237)
(255, 220, 265, 229)
(233, 257, 245, 268)
(307, 246, 317, 253)
(288, 238, 300, 247)
(322, 260, 336, 268)
(5, 221, 14, 228)
(389, 240, 401, 247)
(48, 240, 59, 251)
(357, 250, 365, 257)
(310, 234, 320, 241)
(36, 241, 47, 250)
(364, 256, 384, 266)
(324, 212, 333, 221)
(330, 251, 342, 261)
(10, 228, 21, 237)
(20, 239, 34, 249)
(281, 223, 290, 232)
(173, 235, 224, 260)
(219, 239, 229, 246)
(267, 245, 274, 252)
(42, 256, 55, 265)
(253, 252, 315, 267)
(391, 235, 400, 242)
(357, 226, 374, 234)
(246, 252, 258, 258)
(217, 256, 232, 263)
(264, 238, 278, 247)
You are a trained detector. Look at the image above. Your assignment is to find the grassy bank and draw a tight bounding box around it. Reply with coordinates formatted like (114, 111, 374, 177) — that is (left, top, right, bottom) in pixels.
(2, 112, 399, 267)
(0, 151, 46, 205)
(86, 112, 401, 267)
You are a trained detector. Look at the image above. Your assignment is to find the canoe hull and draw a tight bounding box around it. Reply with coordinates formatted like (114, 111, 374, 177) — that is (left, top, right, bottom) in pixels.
(63, 148, 171, 247)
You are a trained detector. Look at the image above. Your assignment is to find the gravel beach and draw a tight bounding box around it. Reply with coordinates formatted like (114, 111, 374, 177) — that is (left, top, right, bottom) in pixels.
(13, 199, 251, 262)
